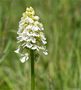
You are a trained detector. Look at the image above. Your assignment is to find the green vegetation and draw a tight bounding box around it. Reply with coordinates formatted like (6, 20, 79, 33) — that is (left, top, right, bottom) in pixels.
(0, 0, 81, 90)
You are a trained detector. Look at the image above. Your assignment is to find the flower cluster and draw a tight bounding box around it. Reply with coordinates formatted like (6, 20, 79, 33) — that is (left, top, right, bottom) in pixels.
(15, 7, 48, 63)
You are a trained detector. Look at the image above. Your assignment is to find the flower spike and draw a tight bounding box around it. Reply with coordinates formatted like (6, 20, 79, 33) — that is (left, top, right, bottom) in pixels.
(15, 7, 48, 63)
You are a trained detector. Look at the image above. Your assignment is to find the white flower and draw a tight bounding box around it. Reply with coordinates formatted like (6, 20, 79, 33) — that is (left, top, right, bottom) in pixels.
(25, 25, 32, 30)
(43, 51, 48, 55)
(42, 40, 47, 44)
(32, 26, 40, 31)
(32, 33, 39, 37)
(15, 7, 48, 63)
(14, 48, 20, 53)
(40, 33, 46, 40)
(31, 37, 36, 43)
(17, 28, 22, 34)
(20, 56, 26, 63)
(25, 43, 33, 48)
(34, 16, 39, 20)
(32, 45, 39, 51)
(25, 17, 34, 23)
(20, 53, 29, 63)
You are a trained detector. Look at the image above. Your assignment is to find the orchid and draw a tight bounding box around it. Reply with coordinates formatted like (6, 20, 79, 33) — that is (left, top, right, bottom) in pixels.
(15, 7, 48, 63)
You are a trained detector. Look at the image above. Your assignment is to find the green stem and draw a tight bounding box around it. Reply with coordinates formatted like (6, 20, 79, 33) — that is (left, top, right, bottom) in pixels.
(31, 50, 35, 90)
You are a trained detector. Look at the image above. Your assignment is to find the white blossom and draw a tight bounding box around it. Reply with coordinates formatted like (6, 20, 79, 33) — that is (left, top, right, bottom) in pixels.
(14, 48, 20, 53)
(25, 16, 34, 23)
(32, 45, 39, 51)
(15, 7, 48, 63)
(32, 26, 40, 31)
(25, 43, 33, 48)
(33, 16, 39, 20)
(43, 51, 48, 55)
(20, 53, 29, 63)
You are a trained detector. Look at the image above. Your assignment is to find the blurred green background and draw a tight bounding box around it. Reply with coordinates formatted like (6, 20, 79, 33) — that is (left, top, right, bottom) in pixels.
(0, 0, 81, 90)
